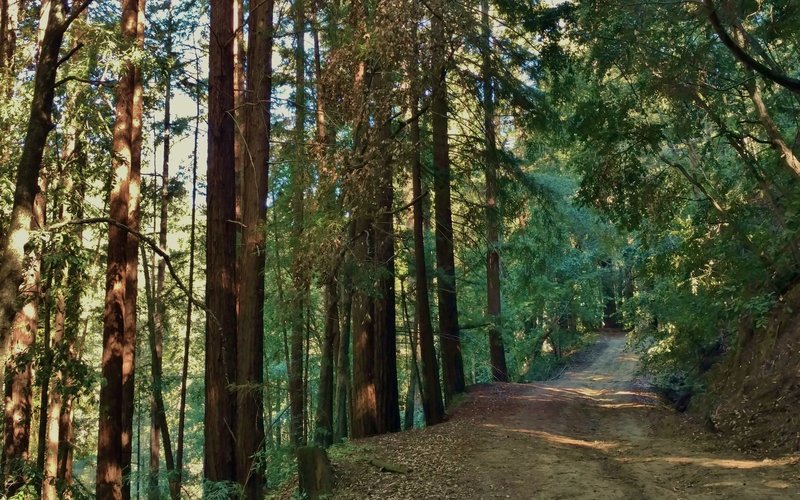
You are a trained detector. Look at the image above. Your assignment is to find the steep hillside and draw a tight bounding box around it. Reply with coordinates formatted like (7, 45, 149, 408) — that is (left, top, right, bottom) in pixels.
(700, 284, 800, 454)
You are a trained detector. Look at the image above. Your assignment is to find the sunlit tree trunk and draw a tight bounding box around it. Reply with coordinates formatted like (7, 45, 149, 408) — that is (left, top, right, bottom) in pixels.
(2, 175, 44, 494)
(0, 0, 88, 394)
(41, 106, 84, 499)
(97, 0, 144, 497)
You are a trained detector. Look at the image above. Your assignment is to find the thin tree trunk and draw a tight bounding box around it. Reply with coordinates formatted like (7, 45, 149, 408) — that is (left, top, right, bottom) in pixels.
(142, 246, 176, 500)
(55, 143, 86, 500)
(482, 0, 507, 382)
(149, 12, 173, 494)
(236, 0, 272, 493)
(334, 236, 353, 443)
(174, 52, 202, 497)
(205, 0, 238, 487)
(289, 0, 308, 448)
(431, 0, 465, 403)
(35, 227, 53, 488)
(408, 18, 444, 425)
(314, 282, 338, 447)
(400, 280, 419, 430)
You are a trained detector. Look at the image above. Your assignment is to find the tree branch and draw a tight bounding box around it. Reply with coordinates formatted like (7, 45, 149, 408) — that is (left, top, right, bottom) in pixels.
(57, 43, 84, 68)
(703, 0, 800, 95)
(47, 217, 208, 317)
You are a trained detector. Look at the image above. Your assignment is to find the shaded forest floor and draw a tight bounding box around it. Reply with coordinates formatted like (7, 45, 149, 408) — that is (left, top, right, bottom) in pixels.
(327, 331, 800, 498)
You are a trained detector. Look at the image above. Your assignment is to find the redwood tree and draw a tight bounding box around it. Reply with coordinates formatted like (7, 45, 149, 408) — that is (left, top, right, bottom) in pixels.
(96, 0, 145, 497)
(409, 19, 445, 423)
(431, 0, 465, 401)
(236, 0, 273, 492)
(204, 0, 238, 487)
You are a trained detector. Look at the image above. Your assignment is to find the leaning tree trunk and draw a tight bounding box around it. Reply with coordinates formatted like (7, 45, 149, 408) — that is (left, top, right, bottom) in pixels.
(0, 0, 89, 387)
(430, 0, 465, 402)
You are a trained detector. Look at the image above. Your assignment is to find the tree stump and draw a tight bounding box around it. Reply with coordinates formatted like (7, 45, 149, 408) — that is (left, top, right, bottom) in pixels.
(297, 446, 334, 499)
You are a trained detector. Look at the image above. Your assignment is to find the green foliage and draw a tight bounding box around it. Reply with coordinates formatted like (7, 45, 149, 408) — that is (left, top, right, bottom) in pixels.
(553, 0, 800, 393)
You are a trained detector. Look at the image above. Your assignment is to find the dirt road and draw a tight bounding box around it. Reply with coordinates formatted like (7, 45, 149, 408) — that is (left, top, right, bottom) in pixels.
(332, 331, 799, 499)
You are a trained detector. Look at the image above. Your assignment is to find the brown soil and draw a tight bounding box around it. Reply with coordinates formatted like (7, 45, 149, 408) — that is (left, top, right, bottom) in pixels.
(331, 331, 800, 499)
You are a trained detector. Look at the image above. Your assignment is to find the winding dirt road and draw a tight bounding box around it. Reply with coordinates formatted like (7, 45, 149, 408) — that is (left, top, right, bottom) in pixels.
(460, 331, 799, 499)
(332, 331, 799, 499)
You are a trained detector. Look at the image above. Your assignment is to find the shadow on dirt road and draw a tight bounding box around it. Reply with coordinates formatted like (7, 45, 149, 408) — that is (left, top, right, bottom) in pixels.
(330, 331, 799, 499)
(461, 331, 799, 499)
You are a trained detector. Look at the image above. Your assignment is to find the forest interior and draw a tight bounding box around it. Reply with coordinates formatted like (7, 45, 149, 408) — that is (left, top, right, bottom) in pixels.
(0, 0, 799, 498)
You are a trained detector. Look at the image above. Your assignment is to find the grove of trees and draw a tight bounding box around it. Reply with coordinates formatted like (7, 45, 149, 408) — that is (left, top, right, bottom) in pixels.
(0, 0, 797, 497)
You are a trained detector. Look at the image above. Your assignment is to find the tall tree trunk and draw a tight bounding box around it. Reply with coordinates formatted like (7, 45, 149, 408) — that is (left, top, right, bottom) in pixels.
(205, 0, 238, 488)
(430, 0, 465, 403)
(400, 279, 420, 430)
(289, 0, 308, 448)
(56, 144, 86, 500)
(350, 211, 377, 438)
(97, 0, 143, 496)
(481, 0, 507, 382)
(373, 123, 400, 435)
(142, 247, 176, 500)
(121, 5, 145, 498)
(236, 0, 272, 493)
(408, 20, 444, 425)
(41, 108, 84, 499)
(57, 397, 74, 494)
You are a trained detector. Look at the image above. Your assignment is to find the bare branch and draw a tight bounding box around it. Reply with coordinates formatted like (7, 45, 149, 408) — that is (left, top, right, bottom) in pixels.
(47, 217, 208, 317)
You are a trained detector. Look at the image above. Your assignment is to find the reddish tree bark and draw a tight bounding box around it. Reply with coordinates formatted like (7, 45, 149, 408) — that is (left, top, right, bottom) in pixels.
(236, 0, 272, 493)
(97, 0, 144, 497)
(0, 0, 90, 393)
(204, 0, 238, 487)
(2, 177, 44, 495)
(408, 15, 444, 425)
(431, 1, 465, 401)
